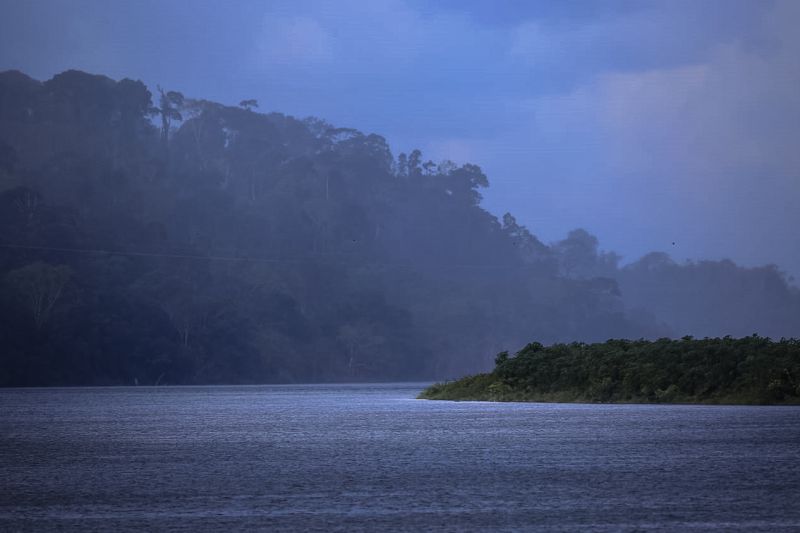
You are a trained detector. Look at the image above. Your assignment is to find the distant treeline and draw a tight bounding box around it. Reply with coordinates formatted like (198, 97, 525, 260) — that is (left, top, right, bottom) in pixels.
(0, 69, 799, 386)
(419, 336, 800, 404)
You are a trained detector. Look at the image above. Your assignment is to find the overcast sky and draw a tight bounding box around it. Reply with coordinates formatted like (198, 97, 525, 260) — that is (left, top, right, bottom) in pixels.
(2, 0, 798, 278)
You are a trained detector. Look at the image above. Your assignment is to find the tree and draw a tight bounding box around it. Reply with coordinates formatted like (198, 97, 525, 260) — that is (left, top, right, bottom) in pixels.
(553, 229, 613, 278)
(6, 262, 72, 330)
(439, 163, 489, 204)
(407, 149, 422, 176)
(239, 99, 258, 111)
(153, 86, 184, 147)
(1, 68, 798, 387)
(502, 213, 553, 269)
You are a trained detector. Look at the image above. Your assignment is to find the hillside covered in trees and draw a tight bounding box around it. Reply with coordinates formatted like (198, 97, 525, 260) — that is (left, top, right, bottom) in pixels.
(1, 70, 799, 386)
(419, 336, 800, 404)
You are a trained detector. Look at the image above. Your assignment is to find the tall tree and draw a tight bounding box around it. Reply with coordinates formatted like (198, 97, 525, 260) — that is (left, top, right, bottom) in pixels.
(153, 86, 184, 147)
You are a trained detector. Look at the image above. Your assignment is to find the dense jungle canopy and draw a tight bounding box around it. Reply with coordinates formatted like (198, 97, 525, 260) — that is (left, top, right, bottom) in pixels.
(1, 70, 798, 385)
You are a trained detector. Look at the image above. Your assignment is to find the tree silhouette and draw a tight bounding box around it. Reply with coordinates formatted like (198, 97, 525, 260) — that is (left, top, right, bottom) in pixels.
(239, 99, 258, 111)
(153, 86, 184, 147)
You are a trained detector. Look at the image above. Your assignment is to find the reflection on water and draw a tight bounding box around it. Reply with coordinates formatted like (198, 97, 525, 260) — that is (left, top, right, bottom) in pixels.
(2, 384, 800, 531)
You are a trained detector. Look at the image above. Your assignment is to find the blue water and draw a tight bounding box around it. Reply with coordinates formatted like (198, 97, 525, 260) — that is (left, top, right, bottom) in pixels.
(1, 384, 799, 531)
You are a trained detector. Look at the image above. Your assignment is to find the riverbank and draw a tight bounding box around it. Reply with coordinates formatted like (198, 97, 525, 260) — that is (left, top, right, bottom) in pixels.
(419, 336, 800, 405)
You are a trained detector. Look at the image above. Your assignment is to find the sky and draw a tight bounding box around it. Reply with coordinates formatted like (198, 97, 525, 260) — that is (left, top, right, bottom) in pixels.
(1, 0, 799, 278)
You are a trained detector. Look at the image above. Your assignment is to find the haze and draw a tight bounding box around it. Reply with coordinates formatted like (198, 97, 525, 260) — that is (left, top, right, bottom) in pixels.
(1, 0, 799, 385)
(3, 0, 798, 278)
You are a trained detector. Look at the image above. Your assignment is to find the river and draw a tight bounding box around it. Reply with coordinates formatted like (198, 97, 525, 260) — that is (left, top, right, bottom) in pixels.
(2, 383, 799, 531)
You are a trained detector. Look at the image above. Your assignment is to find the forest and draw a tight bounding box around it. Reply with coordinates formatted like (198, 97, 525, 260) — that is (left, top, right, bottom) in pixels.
(1, 70, 799, 386)
(419, 336, 800, 404)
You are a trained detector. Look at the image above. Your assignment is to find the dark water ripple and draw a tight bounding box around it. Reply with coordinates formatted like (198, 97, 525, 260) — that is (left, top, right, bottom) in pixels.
(2, 384, 800, 531)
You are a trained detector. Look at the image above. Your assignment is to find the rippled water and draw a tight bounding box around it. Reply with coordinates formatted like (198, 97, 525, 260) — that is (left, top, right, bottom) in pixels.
(1, 384, 800, 531)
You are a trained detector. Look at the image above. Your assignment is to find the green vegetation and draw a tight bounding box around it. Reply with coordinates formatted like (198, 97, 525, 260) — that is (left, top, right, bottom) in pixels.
(419, 336, 800, 404)
(0, 69, 798, 386)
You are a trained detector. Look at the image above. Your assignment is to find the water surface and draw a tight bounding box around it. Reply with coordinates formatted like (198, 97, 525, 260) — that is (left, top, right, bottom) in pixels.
(2, 384, 799, 531)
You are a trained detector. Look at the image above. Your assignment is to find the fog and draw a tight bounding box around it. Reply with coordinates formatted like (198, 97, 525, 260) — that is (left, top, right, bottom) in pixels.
(0, 1, 798, 385)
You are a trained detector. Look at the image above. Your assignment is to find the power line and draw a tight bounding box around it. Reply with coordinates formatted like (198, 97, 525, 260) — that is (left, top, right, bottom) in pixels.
(0, 243, 326, 264)
(0, 242, 528, 270)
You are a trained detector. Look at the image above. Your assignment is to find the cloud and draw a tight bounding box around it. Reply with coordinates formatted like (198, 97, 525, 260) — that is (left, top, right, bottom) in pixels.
(1, 0, 797, 275)
(505, 0, 774, 92)
(252, 0, 441, 72)
(257, 16, 335, 66)
(511, 0, 800, 273)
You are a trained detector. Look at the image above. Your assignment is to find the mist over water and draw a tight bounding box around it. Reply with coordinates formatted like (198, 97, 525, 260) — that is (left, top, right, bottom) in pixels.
(1, 2, 799, 530)
(2, 384, 799, 531)
(0, 69, 797, 385)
